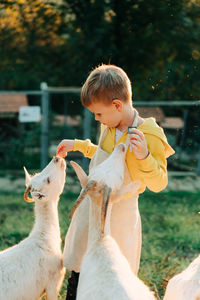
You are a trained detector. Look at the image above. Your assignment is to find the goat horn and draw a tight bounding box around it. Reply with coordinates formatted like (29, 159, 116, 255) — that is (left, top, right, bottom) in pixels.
(24, 185, 34, 203)
(70, 180, 97, 219)
(101, 185, 112, 234)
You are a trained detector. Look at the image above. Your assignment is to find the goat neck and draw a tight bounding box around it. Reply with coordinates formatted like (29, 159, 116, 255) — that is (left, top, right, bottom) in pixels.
(33, 197, 60, 233)
(87, 195, 102, 248)
(88, 143, 126, 190)
(87, 183, 111, 248)
(103, 203, 112, 235)
(30, 197, 61, 252)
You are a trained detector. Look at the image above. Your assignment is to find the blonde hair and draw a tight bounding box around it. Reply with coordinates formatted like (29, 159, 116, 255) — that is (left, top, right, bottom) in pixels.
(81, 64, 132, 107)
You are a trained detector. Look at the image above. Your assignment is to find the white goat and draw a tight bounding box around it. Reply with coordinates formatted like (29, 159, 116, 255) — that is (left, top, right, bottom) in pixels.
(70, 143, 156, 300)
(164, 255, 200, 300)
(0, 156, 66, 300)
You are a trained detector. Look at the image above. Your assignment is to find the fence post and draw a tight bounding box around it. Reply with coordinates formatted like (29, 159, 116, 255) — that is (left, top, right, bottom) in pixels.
(180, 108, 189, 149)
(40, 82, 49, 169)
(82, 108, 92, 171)
(197, 155, 200, 175)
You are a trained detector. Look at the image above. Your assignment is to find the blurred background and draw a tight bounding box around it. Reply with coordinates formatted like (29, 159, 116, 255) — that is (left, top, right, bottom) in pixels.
(0, 0, 200, 174)
(1, 2, 200, 299)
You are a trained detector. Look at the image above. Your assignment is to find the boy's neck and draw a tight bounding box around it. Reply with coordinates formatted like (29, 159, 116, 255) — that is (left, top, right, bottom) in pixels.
(116, 106, 136, 132)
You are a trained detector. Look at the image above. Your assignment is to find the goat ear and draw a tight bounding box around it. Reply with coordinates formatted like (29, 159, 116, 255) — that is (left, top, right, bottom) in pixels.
(70, 160, 88, 188)
(110, 180, 140, 203)
(24, 167, 31, 187)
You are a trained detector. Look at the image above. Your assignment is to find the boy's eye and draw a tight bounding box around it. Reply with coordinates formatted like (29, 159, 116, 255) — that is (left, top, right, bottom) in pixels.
(96, 113, 101, 117)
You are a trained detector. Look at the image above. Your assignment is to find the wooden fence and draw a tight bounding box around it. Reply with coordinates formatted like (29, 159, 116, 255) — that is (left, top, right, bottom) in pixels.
(0, 83, 200, 174)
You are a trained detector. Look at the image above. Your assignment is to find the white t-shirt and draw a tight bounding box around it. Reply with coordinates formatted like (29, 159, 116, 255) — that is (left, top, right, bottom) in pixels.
(115, 128, 124, 142)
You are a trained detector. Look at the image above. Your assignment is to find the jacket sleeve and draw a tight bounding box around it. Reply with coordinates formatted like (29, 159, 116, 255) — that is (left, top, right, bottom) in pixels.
(74, 139, 98, 158)
(136, 134, 168, 192)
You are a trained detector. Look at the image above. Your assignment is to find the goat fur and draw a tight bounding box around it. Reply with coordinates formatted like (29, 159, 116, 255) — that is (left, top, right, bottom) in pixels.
(0, 157, 66, 300)
(164, 255, 200, 300)
(163, 255, 200, 300)
(70, 143, 156, 300)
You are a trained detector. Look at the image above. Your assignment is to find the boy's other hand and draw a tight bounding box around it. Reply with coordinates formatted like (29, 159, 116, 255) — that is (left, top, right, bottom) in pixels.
(128, 128, 149, 160)
(56, 139, 74, 158)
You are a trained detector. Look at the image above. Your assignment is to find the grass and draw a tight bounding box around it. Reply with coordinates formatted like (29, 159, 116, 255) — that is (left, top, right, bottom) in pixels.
(0, 190, 200, 299)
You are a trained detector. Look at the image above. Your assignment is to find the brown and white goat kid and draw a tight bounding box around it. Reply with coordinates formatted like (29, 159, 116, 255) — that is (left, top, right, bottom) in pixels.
(0, 157, 66, 300)
(70, 143, 156, 300)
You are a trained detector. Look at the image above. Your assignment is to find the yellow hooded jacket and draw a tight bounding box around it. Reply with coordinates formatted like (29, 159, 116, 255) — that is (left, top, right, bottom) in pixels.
(73, 118, 175, 194)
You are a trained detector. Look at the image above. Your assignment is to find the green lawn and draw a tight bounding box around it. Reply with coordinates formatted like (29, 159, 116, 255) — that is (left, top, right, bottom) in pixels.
(0, 190, 200, 299)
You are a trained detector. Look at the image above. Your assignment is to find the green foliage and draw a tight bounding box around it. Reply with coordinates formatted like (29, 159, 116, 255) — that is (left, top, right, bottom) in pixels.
(0, 0, 199, 100)
(0, 0, 200, 169)
(0, 121, 41, 169)
(139, 191, 200, 297)
(1, 189, 200, 299)
(0, 0, 67, 89)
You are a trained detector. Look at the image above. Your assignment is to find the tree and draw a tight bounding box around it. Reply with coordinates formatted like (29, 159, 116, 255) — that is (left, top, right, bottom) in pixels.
(61, 0, 200, 100)
(0, 0, 199, 101)
(0, 0, 66, 89)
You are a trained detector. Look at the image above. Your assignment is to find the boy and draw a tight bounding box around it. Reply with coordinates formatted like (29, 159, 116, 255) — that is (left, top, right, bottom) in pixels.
(56, 64, 174, 300)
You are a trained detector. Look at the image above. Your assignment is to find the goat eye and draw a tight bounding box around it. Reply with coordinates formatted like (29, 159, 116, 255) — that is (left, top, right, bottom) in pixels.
(47, 177, 50, 184)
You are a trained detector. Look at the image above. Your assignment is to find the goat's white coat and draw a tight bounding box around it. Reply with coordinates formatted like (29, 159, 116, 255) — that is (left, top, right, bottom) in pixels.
(164, 255, 200, 300)
(0, 157, 66, 300)
(88, 143, 126, 190)
(77, 233, 156, 300)
(71, 143, 156, 300)
(64, 143, 142, 274)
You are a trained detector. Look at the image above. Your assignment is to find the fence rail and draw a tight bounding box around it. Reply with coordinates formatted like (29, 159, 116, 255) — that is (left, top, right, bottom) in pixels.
(1, 83, 200, 174)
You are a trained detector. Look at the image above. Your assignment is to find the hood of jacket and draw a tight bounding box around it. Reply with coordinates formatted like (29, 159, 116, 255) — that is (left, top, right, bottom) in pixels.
(138, 117, 175, 158)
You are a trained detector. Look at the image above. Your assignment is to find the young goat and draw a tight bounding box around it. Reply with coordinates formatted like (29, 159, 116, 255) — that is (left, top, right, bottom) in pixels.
(0, 156, 66, 300)
(70, 143, 156, 300)
(163, 255, 200, 300)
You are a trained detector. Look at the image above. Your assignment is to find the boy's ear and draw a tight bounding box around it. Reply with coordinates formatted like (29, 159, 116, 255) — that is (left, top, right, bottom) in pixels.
(70, 161, 88, 188)
(24, 167, 31, 187)
(112, 99, 123, 112)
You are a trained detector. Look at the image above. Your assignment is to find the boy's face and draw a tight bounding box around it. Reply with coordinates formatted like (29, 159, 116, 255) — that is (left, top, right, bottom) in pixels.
(88, 100, 122, 128)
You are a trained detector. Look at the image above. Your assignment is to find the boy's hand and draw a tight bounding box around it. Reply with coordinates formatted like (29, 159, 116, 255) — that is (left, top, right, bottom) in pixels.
(56, 139, 74, 158)
(128, 128, 149, 160)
